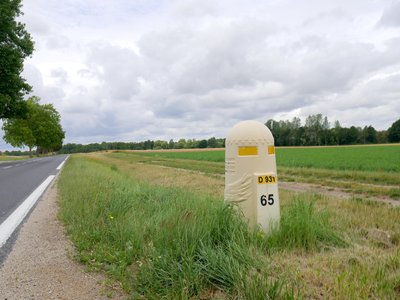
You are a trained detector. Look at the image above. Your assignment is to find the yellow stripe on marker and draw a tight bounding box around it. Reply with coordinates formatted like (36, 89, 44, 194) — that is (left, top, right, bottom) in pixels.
(268, 146, 275, 155)
(238, 146, 258, 156)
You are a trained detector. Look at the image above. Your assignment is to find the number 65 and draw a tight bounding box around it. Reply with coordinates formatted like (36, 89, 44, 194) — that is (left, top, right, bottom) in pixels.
(260, 194, 274, 206)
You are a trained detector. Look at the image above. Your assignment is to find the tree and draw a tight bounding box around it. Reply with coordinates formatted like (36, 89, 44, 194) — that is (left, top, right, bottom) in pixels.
(0, 0, 34, 119)
(387, 118, 400, 143)
(1, 115, 35, 151)
(2, 97, 65, 153)
(207, 137, 217, 148)
(331, 120, 341, 145)
(346, 126, 360, 144)
(198, 139, 208, 148)
(154, 140, 168, 150)
(33, 102, 65, 153)
(176, 138, 186, 149)
(305, 114, 324, 145)
(362, 126, 377, 144)
(168, 139, 174, 149)
(377, 130, 388, 144)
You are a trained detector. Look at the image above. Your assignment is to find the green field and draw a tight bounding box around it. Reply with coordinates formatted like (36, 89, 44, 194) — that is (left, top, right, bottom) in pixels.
(137, 144, 400, 172)
(58, 152, 400, 299)
(116, 145, 400, 200)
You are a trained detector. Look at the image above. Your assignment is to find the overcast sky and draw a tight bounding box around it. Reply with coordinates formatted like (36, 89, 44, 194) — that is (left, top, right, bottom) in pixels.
(1, 0, 400, 150)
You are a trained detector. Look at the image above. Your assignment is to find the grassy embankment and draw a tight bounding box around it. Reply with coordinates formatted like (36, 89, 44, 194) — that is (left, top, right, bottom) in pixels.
(0, 155, 28, 161)
(127, 145, 400, 200)
(58, 149, 400, 299)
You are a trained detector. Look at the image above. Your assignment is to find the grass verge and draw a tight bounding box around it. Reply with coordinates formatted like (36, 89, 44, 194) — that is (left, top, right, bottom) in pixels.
(59, 156, 297, 299)
(59, 154, 400, 299)
(266, 196, 347, 251)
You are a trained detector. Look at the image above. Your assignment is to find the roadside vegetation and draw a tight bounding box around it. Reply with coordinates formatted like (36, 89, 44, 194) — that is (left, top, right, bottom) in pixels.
(59, 150, 400, 299)
(0, 155, 27, 161)
(59, 156, 296, 299)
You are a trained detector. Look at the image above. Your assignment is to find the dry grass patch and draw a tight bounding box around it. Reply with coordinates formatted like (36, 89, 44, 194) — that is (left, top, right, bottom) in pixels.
(86, 152, 225, 198)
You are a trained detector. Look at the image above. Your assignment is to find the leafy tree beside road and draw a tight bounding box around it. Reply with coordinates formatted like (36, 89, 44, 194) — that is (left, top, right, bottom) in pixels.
(2, 97, 65, 154)
(0, 0, 34, 119)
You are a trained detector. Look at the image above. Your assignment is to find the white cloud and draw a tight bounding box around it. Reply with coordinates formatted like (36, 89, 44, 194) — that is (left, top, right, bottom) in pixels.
(379, 0, 400, 27)
(2, 0, 400, 150)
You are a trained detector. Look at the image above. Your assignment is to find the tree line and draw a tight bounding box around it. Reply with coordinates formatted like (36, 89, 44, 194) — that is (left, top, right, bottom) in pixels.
(4, 115, 400, 156)
(59, 137, 226, 154)
(266, 114, 400, 146)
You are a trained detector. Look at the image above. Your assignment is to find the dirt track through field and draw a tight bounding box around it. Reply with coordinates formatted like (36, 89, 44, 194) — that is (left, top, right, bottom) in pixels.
(137, 159, 400, 207)
(279, 181, 400, 207)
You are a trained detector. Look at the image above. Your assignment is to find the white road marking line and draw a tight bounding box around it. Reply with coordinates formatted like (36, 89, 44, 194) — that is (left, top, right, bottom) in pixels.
(0, 175, 55, 248)
(2, 166, 12, 170)
(56, 155, 70, 170)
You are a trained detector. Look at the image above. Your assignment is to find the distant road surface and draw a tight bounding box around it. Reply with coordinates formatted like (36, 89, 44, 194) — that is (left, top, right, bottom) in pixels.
(0, 155, 68, 232)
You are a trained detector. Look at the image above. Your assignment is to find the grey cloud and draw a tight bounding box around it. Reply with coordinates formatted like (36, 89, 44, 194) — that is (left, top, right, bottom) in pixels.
(63, 101, 156, 143)
(51, 68, 69, 84)
(139, 18, 277, 95)
(23, 64, 66, 102)
(43, 87, 66, 101)
(302, 8, 351, 27)
(292, 41, 382, 93)
(135, 13, 400, 137)
(23, 64, 44, 91)
(254, 37, 400, 97)
(379, 1, 400, 27)
(171, 0, 218, 18)
(23, 14, 50, 36)
(143, 19, 398, 110)
(77, 69, 97, 79)
(288, 70, 400, 130)
(86, 44, 142, 100)
(359, 74, 400, 104)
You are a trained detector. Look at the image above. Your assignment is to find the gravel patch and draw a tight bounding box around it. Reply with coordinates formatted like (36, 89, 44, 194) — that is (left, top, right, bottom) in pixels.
(0, 179, 126, 299)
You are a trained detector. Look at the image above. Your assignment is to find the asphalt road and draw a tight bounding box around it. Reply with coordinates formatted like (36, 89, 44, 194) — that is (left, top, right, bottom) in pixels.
(0, 155, 68, 225)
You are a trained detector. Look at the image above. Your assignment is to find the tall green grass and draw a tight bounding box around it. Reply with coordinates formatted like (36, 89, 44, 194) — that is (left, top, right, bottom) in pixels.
(59, 156, 302, 299)
(266, 197, 348, 251)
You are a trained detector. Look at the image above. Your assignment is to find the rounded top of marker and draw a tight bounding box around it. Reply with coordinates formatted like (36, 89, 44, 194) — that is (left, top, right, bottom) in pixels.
(226, 120, 274, 145)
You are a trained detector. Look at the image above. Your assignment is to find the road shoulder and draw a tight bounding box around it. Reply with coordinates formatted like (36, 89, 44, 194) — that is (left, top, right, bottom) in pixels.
(0, 178, 125, 299)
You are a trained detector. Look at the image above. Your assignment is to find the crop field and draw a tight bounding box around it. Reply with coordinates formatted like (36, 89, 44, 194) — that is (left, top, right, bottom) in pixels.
(136, 144, 400, 172)
(114, 144, 400, 201)
(58, 146, 400, 299)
